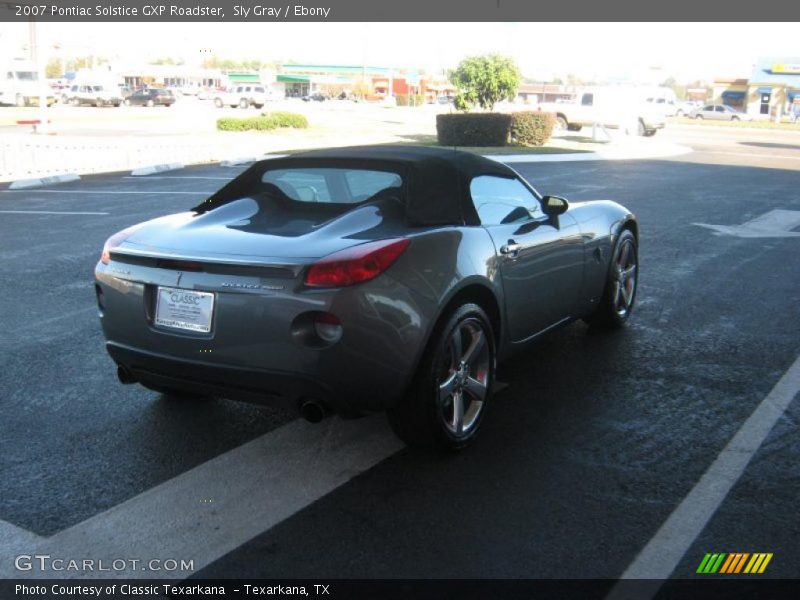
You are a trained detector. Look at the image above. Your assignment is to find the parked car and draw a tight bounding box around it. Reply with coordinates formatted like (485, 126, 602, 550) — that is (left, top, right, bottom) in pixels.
(213, 84, 271, 108)
(302, 93, 328, 102)
(674, 100, 701, 117)
(688, 104, 753, 121)
(65, 84, 123, 107)
(95, 146, 639, 450)
(645, 96, 678, 117)
(125, 88, 175, 107)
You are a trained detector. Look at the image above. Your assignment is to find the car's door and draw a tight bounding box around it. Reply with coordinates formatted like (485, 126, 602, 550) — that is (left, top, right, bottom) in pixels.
(701, 104, 714, 118)
(471, 175, 584, 342)
(714, 105, 728, 120)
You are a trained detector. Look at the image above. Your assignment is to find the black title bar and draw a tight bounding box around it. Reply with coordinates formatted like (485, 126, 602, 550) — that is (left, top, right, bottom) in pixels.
(1, 0, 799, 22)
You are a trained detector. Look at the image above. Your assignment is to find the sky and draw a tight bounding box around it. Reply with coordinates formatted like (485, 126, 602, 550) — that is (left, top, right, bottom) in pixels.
(0, 21, 797, 83)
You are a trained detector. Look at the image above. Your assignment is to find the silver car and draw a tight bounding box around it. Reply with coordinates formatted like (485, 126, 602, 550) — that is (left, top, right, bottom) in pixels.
(95, 146, 639, 449)
(689, 104, 753, 121)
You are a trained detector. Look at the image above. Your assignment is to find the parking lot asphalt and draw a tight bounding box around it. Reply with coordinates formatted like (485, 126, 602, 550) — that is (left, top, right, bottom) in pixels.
(0, 141, 798, 583)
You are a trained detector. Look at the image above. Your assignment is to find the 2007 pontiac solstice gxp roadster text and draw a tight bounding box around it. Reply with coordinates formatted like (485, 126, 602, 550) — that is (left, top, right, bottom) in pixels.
(95, 146, 638, 450)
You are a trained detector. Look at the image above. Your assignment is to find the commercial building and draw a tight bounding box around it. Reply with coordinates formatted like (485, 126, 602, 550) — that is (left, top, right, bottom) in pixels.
(714, 57, 800, 119)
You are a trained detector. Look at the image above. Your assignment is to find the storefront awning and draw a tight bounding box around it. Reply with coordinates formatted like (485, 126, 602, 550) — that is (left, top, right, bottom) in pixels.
(756, 86, 773, 93)
(721, 91, 745, 99)
(277, 74, 311, 83)
(788, 90, 800, 100)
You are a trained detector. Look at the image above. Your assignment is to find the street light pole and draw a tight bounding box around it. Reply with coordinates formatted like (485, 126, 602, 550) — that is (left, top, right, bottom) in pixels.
(28, 16, 49, 133)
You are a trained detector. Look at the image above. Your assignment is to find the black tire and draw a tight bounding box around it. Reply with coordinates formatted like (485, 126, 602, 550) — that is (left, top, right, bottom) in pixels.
(254, 103, 264, 109)
(567, 124, 583, 132)
(584, 229, 638, 329)
(387, 303, 495, 451)
(644, 130, 657, 137)
(695, 114, 703, 120)
(555, 116, 568, 131)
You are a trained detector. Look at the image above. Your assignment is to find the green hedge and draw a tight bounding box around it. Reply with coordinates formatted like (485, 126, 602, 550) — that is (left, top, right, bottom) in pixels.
(396, 94, 425, 107)
(266, 111, 309, 128)
(510, 111, 555, 147)
(216, 112, 308, 132)
(436, 113, 513, 146)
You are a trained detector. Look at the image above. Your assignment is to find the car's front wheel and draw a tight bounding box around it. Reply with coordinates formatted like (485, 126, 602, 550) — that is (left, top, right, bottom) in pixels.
(584, 229, 638, 328)
(388, 303, 495, 451)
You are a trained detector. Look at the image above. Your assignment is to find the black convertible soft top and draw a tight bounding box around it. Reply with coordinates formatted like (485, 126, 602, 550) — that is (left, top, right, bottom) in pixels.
(194, 145, 521, 226)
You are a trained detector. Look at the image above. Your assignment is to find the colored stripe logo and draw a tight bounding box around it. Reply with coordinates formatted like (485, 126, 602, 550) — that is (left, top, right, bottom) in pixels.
(697, 552, 773, 574)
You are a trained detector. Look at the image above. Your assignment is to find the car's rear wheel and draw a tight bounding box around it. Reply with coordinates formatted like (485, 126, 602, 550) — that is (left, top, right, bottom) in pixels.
(584, 229, 638, 328)
(731, 115, 740, 121)
(387, 303, 495, 451)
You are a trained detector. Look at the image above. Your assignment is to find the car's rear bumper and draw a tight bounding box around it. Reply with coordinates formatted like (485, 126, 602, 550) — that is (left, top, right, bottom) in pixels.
(95, 260, 435, 415)
(107, 342, 335, 413)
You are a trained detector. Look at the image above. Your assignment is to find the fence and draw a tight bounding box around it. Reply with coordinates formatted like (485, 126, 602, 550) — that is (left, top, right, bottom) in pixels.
(0, 134, 276, 182)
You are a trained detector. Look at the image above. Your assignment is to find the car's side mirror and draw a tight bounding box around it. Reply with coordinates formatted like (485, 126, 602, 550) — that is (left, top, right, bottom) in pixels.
(542, 195, 569, 216)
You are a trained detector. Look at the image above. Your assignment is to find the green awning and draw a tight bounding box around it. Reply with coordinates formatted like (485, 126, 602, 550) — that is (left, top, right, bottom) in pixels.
(227, 73, 260, 83)
(277, 74, 311, 83)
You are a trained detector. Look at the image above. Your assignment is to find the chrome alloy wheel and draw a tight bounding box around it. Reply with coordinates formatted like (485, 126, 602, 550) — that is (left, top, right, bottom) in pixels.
(437, 318, 490, 436)
(613, 238, 637, 317)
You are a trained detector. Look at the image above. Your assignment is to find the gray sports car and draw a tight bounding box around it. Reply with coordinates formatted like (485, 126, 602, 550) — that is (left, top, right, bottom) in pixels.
(95, 146, 638, 449)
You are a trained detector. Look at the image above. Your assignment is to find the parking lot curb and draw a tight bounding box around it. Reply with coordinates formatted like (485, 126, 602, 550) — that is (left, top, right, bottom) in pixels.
(486, 143, 692, 164)
(130, 162, 185, 176)
(220, 153, 288, 167)
(8, 173, 81, 190)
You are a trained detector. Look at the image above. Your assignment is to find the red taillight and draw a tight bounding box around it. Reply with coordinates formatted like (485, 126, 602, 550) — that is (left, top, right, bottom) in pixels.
(100, 225, 140, 265)
(304, 238, 410, 288)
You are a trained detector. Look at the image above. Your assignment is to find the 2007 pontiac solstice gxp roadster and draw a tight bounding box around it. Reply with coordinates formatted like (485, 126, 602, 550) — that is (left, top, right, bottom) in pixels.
(95, 146, 638, 450)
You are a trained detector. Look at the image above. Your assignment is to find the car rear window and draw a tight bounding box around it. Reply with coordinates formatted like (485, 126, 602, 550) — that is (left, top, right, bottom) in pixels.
(261, 168, 402, 204)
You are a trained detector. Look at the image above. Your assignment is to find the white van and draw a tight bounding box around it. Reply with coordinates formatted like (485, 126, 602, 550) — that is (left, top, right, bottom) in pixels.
(0, 61, 55, 107)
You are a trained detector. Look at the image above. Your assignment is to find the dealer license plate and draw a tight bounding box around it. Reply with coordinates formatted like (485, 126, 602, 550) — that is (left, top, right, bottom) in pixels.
(155, 287, 215, 333)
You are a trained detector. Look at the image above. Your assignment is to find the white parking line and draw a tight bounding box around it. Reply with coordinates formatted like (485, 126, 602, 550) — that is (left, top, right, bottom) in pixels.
(0, 520, 43, 558)
(0, 190, 210, 195)
(0, 416, 404, 579)
(606, 354, 800, 599)
(0, 210, 110, 215)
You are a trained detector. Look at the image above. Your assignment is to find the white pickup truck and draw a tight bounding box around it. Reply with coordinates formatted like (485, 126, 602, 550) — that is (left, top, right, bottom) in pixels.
(213, 84, 277, 109)
(537, 86, 666, 137)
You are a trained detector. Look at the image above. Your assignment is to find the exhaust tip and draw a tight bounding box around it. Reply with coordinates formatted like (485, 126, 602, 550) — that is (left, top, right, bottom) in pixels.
(117, 365, 137, 384)
(299, 399, 327, 424)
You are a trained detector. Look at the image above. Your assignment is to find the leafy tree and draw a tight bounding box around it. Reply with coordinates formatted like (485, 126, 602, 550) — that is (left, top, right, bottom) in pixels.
(661, 77, 686, 101)
(45, 58, 62, 79)
(450, 54, 521, 111)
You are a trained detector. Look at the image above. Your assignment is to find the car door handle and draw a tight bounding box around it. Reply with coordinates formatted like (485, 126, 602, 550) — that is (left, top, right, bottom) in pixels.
(500, 241, 521, 257)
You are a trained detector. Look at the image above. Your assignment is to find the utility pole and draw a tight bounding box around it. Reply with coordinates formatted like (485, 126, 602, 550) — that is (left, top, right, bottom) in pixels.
(28, 16, 49, 133)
